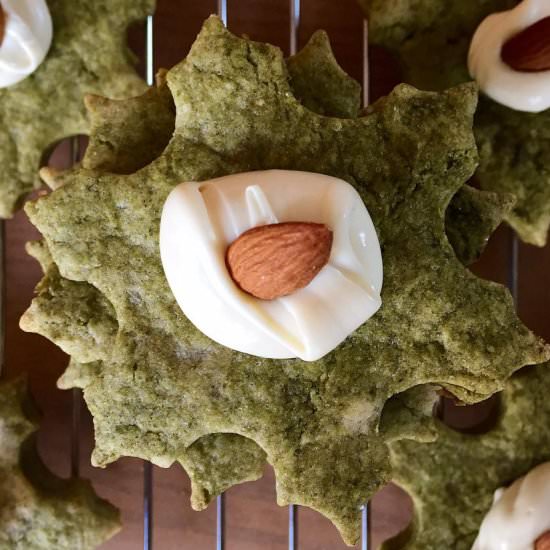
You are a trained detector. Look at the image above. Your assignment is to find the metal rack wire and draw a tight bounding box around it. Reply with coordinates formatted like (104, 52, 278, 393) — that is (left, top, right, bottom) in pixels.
(50, 2, 518, 549)
(360, 12, 372, 550)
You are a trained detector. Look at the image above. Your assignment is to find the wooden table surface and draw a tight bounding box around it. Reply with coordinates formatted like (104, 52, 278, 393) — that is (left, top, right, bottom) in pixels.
(5, 0, 550, 548)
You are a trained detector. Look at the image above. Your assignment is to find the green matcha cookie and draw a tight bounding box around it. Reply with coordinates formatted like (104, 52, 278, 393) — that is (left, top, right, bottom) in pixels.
(0, 0, 154, 217)
(21, 18, 549, 545)
(386, 362, 550, 549)
(0, 377, 120, 549)
(361, 0, 550, 245)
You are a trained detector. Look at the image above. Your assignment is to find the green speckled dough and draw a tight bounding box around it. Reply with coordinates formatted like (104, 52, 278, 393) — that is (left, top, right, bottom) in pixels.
(83, 71, 175, 175)
(0, 0, 154, 217)
(361, 0, 550, 246)
(386, 363, 550, 549)
(168, 432, 267, 511)
(58, 360, 268, 511)
(379, 385, 440, 445)
(21, 18, 550, 545)
(0, 377, 120, 549)
(287, 30, 361, 118)
(21, 241, 118, 364)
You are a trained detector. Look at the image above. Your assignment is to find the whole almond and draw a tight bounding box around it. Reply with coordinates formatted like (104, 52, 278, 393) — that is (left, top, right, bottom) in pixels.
(226, 222, 333, 301)
(501, 16, 550, 72)
(536, 531, 550, 550)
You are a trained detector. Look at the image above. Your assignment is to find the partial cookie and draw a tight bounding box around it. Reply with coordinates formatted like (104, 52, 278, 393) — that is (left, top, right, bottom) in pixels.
(0, 377, 120, 549)
(361, 0, 550, 245)
(22, 18, 549, 545)
(386, 363, 550, 549)
(360, 0, 510, 91)
(0, 0, 154, 217)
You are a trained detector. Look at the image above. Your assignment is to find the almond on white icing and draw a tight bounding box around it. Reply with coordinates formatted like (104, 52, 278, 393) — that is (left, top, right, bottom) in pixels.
(159, 170, 383, 361)
(468, 0, 550, 112)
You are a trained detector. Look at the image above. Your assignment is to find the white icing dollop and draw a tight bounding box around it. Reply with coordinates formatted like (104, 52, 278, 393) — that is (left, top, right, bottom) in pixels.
(0, 0, 53, 88)
(160, 170, 383, 362)
(472, 462, 550, 550)
(468, 0, 550, 113)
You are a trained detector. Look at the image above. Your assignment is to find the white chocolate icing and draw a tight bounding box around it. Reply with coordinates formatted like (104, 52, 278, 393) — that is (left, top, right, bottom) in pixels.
(160, 170, 383, 361)
(0, 0, 53, 89)
(472, 462, 550, 550)
(468, 0, 550, 113)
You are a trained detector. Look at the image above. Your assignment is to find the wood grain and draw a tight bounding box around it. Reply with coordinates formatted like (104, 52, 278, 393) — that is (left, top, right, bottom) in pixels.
(3, 0, 544, 548)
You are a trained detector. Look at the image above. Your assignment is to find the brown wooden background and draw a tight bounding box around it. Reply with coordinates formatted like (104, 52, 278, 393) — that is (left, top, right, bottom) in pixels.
(5, 0, 550, 548)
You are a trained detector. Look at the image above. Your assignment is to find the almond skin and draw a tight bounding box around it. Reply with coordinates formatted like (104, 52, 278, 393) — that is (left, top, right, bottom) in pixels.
(536, 531, 550, 550)
(501, 16, 550, 72)
(226, 222, 333, 301)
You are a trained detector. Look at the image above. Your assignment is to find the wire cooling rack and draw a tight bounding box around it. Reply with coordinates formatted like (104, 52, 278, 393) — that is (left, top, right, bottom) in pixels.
(0, 1, 518, 549)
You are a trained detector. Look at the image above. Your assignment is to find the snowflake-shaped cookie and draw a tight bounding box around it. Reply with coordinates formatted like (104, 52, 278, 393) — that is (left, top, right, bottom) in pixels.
(21, 17, 549, 545)
(361, 0, 550, 245)
(0, 377, 120, 548)
(0, 0, 154, 217)
(386, 362, 550, 549)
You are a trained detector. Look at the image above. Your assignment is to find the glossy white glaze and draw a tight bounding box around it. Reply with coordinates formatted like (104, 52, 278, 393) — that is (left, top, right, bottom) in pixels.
(468, 0, 550, 112)
(472, 462, 550, 550)
(0, 0, 53, 88)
